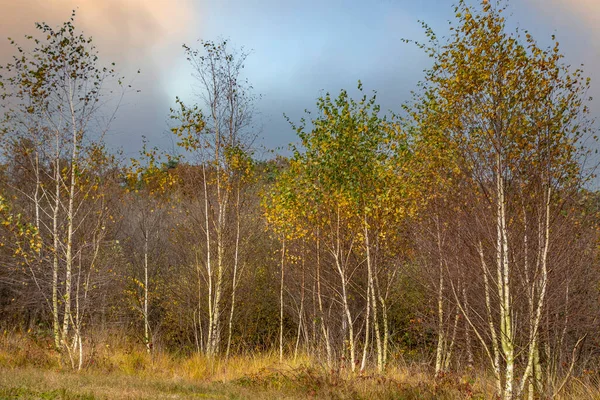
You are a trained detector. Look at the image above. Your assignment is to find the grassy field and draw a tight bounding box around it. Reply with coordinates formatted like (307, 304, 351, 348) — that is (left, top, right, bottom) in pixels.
(0, 364, 494, 400)
(0, 364, 488, 400)
(0, 333, 598, 399)
(0, 333, 485, 399)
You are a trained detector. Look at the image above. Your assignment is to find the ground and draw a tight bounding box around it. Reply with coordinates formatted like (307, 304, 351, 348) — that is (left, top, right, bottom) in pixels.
(0, 334, 596, 399)
(0, 364, 490, 399)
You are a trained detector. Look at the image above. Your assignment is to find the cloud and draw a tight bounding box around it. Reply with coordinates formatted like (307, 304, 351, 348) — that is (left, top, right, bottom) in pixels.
(525, 0, 600, 34)
(0, 0, 201, 154)
(522, 0, 600, 94)
(0, 0, 199, 65)
(551, 0, 599, 27)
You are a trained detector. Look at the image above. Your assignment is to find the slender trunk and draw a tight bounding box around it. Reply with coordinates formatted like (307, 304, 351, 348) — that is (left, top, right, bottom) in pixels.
(294, 250, 306, 361)
(338, 259, 355, 372)
(311, 263, 317, 356)
(364, 215, 382, 371)
(202, 163, 213, 355)
(479, 240, 502, 396)
(279, 239, 286, 362)
(195, 251, 204, 354)
(519, 187, 551, 397)
(380, 296, 389, 368)
(335, 208, 355, 372)
(360, 282, 370, 372)
(77, 333, 83, 371)
(226, 185, 242, 359)
(193, 310, 200, 354)
(497, 155, 514, 400)
(210, 172, 228, 356)
(199, 309, 204, 354)
(462, 281, 474, 370)
(316, 231, 332, 367)
(144, 228, 150, 353)
(524, 207, 536, 399)
(444, 305, 460, 371)
(74, 254, 82, 370)
(211, 201, 226, 355)
(76, 237, 99, 371)
(435, 266, 445, 375)
(373, 232, 389, 368)
(62, 83, 79, 345)
(435, 218, 446, 376)
(61, 176, 74, 345)
(34, 151, 40, 232)
(52, 146, 60, 350)
(435, 271, 445, 375)
(209, 84, 224, 358)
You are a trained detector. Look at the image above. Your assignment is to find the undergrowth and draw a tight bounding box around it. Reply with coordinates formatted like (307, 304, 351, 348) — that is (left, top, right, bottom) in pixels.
(0, 332, 597, 399)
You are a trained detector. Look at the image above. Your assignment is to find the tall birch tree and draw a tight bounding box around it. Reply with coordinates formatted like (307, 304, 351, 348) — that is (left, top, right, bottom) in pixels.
(0, 13, 125, 365)
(408, 1, 594, 397)
(171, 39, 257, 357)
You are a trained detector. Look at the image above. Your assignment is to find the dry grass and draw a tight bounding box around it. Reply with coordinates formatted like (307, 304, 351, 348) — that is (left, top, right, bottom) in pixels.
(0, 333, 598, 399)
(0, 365, 486, 400)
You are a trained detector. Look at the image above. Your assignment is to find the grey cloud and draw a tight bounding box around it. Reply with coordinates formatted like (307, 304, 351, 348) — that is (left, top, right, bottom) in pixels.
(0, 0, 200, 156)
(2, 0, 598, 161)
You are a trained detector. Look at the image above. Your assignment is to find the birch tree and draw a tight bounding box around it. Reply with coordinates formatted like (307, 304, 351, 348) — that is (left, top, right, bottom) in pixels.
(123, 143, 177, 353)
(0, 12, 125, 365)
(171, 39, 257, 357)
(408, 0, 594, 397)
(265, 83, 417, 371)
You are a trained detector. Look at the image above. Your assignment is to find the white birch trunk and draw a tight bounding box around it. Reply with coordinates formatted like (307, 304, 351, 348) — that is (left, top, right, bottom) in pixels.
(144, 228, 150, 353)
(360, 282, 370, 372)
(316, 232, 332, 367)
(363, 215, 382, 371)
(226, 186, 241, 359)
(52, 140, 61, 351)
(61, 80, 80, 346)
(279, 239, 286, 362)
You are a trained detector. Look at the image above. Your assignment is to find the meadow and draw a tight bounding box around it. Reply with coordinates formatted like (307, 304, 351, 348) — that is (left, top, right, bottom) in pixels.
(2, 332, 600, 399)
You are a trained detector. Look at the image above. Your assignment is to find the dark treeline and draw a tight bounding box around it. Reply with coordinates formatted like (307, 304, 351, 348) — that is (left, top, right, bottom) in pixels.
(0, 2, 599, 399)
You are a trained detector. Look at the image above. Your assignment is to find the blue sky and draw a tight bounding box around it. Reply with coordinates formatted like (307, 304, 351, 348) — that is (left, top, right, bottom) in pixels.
(1, 0, 599, 158)
(163, 0, 438, 155)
